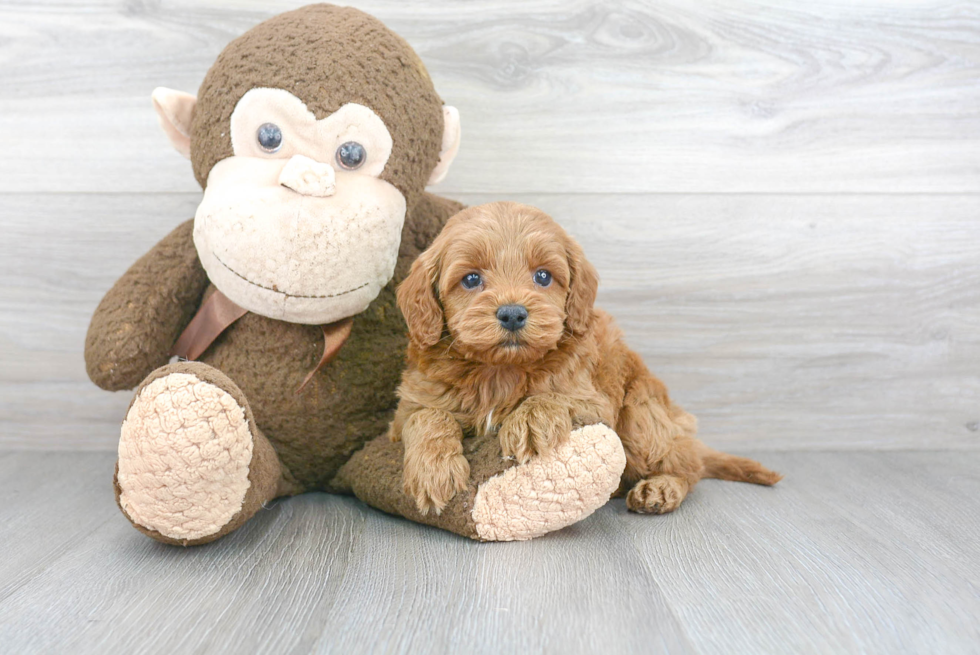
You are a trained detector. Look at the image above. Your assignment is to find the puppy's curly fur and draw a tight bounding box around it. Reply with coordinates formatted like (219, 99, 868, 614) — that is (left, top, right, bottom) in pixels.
(391, 202, 782, 516)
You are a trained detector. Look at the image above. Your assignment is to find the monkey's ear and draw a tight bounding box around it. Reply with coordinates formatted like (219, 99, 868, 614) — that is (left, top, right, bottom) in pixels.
(564, 235, 599, 336)
(427, 106, 461, 186)
(396, 248, 444, 348)
(152, 87, 197, 159)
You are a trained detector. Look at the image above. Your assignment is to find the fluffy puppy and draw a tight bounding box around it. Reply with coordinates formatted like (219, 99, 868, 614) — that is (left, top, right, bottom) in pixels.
(391, 201, 781, 515)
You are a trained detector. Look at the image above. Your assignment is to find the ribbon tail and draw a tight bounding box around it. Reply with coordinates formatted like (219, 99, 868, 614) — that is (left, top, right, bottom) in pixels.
(296, 318, 354, 394)
(171, 290, 248, 360)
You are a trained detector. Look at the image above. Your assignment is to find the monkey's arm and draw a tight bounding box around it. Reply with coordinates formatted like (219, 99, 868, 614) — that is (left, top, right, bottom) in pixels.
(85, 219, 209, 391)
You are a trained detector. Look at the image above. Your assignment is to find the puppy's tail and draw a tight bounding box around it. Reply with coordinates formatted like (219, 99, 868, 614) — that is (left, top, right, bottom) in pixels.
(698, 444, 783, 486)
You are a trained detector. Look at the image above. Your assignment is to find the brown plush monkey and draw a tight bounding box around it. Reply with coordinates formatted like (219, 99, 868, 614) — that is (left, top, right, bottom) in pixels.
(85, 4, 626, 545)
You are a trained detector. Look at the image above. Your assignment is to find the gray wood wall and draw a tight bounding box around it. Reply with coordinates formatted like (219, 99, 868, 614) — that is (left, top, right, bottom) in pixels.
(2, 0, 978, 450)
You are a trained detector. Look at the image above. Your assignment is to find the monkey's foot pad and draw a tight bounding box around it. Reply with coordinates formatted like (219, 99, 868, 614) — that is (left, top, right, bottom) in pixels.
(117, 372, 253, 541)
(472, 424, 626, 541)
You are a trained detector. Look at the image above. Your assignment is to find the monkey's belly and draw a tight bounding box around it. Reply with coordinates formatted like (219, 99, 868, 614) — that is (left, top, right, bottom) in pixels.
(198, 286, 407, 490)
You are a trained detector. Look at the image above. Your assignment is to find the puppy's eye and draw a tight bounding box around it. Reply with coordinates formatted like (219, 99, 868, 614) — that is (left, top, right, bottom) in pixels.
(533, 269, 552, 287)
(257, 123, 283, 152)
(461, 273, 483, 290)
(336, 141, 366, 170)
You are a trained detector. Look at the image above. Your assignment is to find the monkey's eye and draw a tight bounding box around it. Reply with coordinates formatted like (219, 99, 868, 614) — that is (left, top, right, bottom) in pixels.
(533, 269, 553, 287)
(256, 123, 283, 153)
(336, 142, 367, 170)
(461, 273, 483, 290)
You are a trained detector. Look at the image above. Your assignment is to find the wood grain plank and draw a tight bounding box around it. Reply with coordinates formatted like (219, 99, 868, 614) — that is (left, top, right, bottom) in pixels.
(0, 193, 202, 449)
(2, 192, 977, 450)
(1, 0, 977, 193)
(0, 453, 118, 601)
(0, 455, 374, 653)
(0, 453, 693, 655)
(307, 510, 695, 655)
(0, 451, 976, 654)
(612, 450, 980, 655)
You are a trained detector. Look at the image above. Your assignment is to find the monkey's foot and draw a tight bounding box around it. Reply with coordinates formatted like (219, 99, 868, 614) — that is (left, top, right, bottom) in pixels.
(471, 423, 626, 541)
(115, 363, 282, 546)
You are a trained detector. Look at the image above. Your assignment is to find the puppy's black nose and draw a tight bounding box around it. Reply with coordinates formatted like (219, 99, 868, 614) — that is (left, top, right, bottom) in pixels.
(496, 304, 528, 332)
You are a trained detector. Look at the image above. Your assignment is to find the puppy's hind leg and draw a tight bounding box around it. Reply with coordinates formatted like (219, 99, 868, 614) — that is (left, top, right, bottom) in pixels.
(615, 364, 703, 515)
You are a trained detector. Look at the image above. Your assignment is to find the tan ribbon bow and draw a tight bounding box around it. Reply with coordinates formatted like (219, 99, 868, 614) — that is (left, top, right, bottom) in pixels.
(170, 290, 353, 394)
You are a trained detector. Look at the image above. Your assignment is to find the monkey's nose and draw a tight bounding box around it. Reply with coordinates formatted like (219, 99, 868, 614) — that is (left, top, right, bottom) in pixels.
(278, 154, 336, 197)
(496, 304, 528, 332)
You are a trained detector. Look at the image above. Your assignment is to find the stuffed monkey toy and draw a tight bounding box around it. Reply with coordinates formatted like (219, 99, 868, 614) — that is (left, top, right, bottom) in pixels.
(85, 4, 626, 545)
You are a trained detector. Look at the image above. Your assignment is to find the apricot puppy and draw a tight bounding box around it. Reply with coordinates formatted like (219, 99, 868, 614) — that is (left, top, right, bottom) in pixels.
(391, 202, 781, 515)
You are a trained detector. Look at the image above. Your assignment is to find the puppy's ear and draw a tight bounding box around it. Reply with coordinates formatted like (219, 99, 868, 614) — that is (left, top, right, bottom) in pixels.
(564, 235, 599, 335)
(397, 248, 444, 348)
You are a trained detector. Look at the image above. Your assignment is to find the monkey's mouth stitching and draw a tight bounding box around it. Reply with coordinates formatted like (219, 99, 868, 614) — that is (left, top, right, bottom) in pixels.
(212, 253, 369, 299)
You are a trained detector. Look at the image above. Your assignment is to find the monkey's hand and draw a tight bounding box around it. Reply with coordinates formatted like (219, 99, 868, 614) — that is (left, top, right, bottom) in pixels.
(85, 219, 209, 391)
(498, 395, 575, 464)
(401, 408, 470, 515)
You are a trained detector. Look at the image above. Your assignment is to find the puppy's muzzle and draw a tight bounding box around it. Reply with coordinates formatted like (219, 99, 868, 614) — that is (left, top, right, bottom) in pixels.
(496, 304, 528, 332)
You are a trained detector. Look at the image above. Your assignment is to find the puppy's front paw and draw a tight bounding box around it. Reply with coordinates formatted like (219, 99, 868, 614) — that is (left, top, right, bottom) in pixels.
(403, 450, 470, 516)
(499, 396, 573, 464)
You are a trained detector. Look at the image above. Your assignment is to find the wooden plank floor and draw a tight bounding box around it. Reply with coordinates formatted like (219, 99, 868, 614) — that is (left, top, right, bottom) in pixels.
(0, 450, 977, 655)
